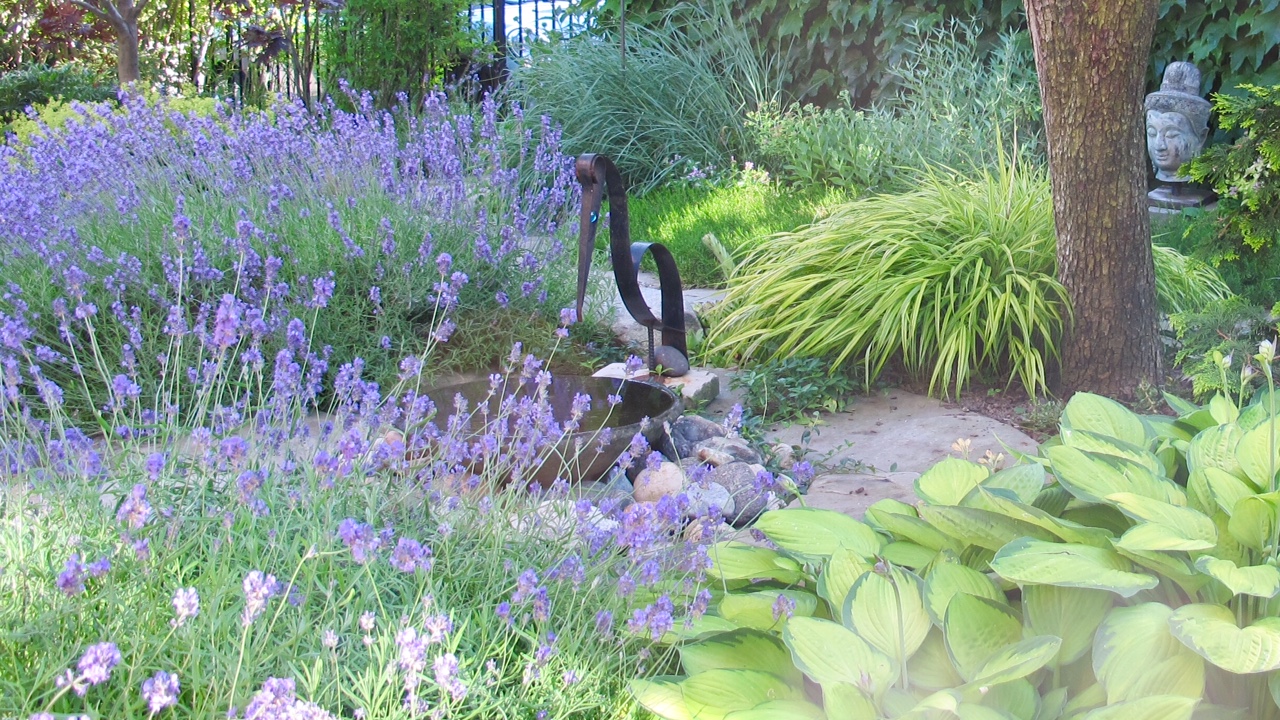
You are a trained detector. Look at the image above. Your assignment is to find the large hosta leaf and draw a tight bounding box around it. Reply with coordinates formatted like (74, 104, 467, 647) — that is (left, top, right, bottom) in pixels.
(824, 682, 879, 720)
(944, 593, 1021, 682)
(1061, 428, 1164, 476)
(1045, 446, 1183, 506)
(969, 490, 1112, 548)
(916, 458, 991, 506)
(1060, 392, 1152, 448)
(681, 669, 806, 720)
(1188, 425, 1245, 478)
(908, 628, 965, 690)
(708, 542, 804, 583)
(1093, 603, 1205, 703)
(866, 500, 962, 552)
(1169, 603, 1280, 674)
(1203, 467, 1256, 515)
(982, 464, 1047, 505)
(969, 635, 1061, 687)
(1115, 523, 1214, 553)
(1022, 585, 1113, 667)
(1228, 493, 1280, 551)
(755, 508, 882, 560)
(680, 629, 803, 684)
(723, 700, 829, 720)
(631, 677, 693, 720)
(1236, 421, 1280, 490)
(924, 561, 1003, 626)
(1106, 492, 1216, 545)
(1077, 696, 1197, 720)
(720, 589, 818, 631)
(917, 505, 1055, 551)
(846, 567, 931, 670)
(817, 548, 872, 618)
(783, 616, 895, 694)
(660, 614, 740, 644)
(1194, 557, 1280, 598)
(989, 538, 1158, 597)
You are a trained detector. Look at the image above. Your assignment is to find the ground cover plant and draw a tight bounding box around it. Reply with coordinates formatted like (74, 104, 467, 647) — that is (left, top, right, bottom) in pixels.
(636, 373, 1280, 719)
(706, 160, 1232, 398)
(0, 90, 598, 424)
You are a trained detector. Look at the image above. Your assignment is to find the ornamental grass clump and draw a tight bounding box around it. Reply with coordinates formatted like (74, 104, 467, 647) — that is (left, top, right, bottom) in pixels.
(707, 160, 1231, 397)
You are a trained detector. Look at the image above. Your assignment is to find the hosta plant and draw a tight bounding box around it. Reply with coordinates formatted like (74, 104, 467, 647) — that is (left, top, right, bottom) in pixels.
(635, 343, 1280, 719)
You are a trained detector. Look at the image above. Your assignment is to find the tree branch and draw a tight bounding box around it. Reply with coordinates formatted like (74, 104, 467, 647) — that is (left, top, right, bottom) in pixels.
(67, 0, 125, 28)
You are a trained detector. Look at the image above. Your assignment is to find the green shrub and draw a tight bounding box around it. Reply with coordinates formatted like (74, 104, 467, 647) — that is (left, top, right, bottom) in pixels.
(637, 385, 1280, 719)
(0, 62, 116, 131)
(511, 1, 779, 193)
(730, 355, 861, 422)
(1154, 209, 1280, 306)
(707, 161, 1232, 398)
(1185, 84, 1280, 260)
(745, 23, 1043, 193)
(1168, 297, 1278, 399)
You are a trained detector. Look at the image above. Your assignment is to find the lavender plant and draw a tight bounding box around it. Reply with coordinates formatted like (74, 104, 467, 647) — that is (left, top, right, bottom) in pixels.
(0, 92, 721, 718)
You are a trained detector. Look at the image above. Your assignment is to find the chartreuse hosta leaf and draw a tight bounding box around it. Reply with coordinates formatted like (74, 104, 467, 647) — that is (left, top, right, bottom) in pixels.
(821, 682, 879, 720)
(681, 669, 807, 720)
(943, 593, 1021, 682)
(1209, 393, 1240, 425)
(1228, 493, 1280, 551)
(818, 547, 872, 618)
(707, 542, 804, 583)
(989, 538, 1158, 597)
(1092, 603, 1205, 703)
(1060, 392, 1152, 449)
(915, 457, 991, 506)
(754, 508, 882, 561)
(720, 589, 818, 632)
(722, 699, 828, 720)
(1077, 696, 1197, 720)
(882, 542, 939, 569)
(966, 489, 1112, 548)
(845, 567, 931, 674)
(917, 505, 1055, 552)
(1203, 467, 1255, 515)
(1060, 428, 1163, 476)
(969, 635, 1061, 687)
(1194, 556, 1280, 598)
(659, 614, 739, 644)
(1236, 420, 1280, 490)
(1188, 425, 1247, 480)
(1107, 492, 1217, 552)
(1044, 446, 1184, 506)
(982, 463, 1047, 504)
(1022, 585, 1113, 667)
(1169, 603, 1280, 674)
(630, 676, 693, 720)
(680, 629, 803, 685)
(908, 629, 965, 690)
(866, 499, 962, 553)
(782, 616, 896, 696)
(924, 560, 1003, 626)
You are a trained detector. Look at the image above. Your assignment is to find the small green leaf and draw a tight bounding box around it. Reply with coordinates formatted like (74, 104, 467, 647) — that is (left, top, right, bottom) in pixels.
(823, 682, 879, 720)
(1203, 467, 1255, 514)
(1106, 492, 1217, 545)
(867, 501, 962, 552)
(1022, 585, 1113, 666)
(1170, 603, 1280, 674)
(990, 538, 1158, 598)
(1093, 603, 1205, 703)
(755, 508, 882, 560)
(881, 541, 938, 568)
(916, 457, 991, 506)
(1194, 557, 1280, 598)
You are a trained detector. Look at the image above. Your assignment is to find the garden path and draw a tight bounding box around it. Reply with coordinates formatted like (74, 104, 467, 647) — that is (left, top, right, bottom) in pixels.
(701, 369, 1040, 519)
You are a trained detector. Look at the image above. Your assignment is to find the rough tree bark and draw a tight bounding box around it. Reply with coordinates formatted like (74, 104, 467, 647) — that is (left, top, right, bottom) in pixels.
(68, 0, 149, 86)
(1024, 0, 1162, 398)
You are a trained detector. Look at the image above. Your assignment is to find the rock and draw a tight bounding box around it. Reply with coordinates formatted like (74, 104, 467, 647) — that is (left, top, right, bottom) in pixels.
(633, 461, 686, 502)
(513, 499, 618, 540)
(695, 436, 764, 466)
(684, 481, 734, 518)
(671, 415, 727, 458)
(771, 443, 797, 471)
(653, 345, 691, 377)
(678, 456, 714, 481)
(578, 466, 633, 510)
(709, 461, 785, 527)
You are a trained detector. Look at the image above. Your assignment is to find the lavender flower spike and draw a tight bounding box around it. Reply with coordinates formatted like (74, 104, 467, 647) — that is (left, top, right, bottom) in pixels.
(141, 670, 180, 713)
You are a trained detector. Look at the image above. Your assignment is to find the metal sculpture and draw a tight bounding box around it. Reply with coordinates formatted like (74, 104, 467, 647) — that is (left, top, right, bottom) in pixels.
(574, 153, 689, 377)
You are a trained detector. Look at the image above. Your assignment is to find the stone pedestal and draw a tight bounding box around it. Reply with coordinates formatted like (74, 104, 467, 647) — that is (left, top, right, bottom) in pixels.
(1148, 182, 1215, 215)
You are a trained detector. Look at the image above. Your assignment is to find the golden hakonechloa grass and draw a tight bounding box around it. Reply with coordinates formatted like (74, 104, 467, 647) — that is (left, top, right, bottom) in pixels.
(708, 161, 1230, 397)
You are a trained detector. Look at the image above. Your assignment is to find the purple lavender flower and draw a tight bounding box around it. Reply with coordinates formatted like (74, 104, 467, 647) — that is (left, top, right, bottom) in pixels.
(117, 483, 153, 529)
(76, 642, 121, 686)
(337, 518, 381, 564)
(241, 571, 279, 626)
(87, 556, 111, 578)
(433, 653, 467, 701)
(211, 294, 241, 349)
(771, 593, 796, 622)
(389, 537, 430, 573)
(57, 554, 86, 596)
(141, 670, 180, 713)
(145, 452, 166, 481)
(172, 587, 199, 626)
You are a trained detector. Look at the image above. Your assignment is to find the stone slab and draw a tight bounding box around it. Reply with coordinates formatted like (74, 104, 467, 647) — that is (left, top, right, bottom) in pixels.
(593, 363, 720, 406)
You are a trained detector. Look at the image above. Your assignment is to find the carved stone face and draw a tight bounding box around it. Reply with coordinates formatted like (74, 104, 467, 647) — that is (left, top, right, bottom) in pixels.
(1146, 110, 1202, 182)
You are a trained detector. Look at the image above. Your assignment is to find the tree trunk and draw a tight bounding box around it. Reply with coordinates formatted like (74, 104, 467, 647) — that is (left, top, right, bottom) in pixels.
(1024, 0, 1161, 398)
(115, 20, 141, 86)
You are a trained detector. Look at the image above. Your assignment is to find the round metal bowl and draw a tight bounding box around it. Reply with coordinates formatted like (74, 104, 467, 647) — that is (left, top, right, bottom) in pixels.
(426, 375, 682, 487)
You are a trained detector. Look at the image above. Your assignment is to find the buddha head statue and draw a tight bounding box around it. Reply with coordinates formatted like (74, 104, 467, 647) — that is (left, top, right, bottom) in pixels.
(1144, 62, 1211, 182)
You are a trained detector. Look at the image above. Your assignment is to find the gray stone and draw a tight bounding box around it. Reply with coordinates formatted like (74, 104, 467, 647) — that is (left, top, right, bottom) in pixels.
(771, 443, 797, 472)
(685, 481, 734, 518)
(708, 461, 780, 527)
(678, 456, 714, 480)
(671, 415, 728, 458)
(578, 466, 634, 510)
(653, 345, 691, 377)
(634, 461, 686, 502)
(695, 436, 764, 466)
